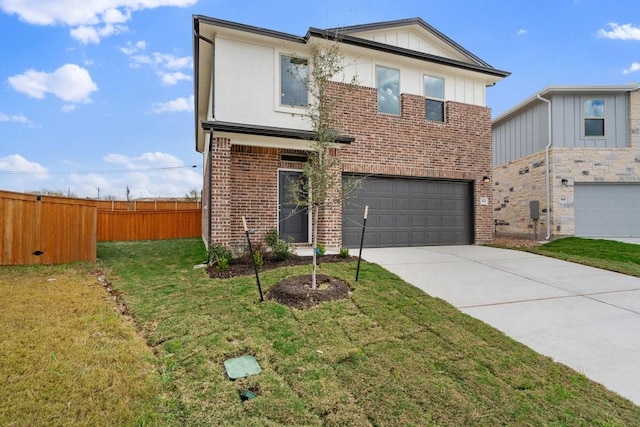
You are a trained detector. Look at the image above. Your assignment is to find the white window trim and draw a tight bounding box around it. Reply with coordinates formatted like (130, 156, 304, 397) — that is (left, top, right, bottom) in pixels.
(582, 98, 606, 138)
(375, 64, 401, 116)
(275, 50, 309, 115)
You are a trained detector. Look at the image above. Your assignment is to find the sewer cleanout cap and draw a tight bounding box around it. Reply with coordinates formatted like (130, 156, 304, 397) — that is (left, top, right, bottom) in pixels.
(223, 355, 262, 380)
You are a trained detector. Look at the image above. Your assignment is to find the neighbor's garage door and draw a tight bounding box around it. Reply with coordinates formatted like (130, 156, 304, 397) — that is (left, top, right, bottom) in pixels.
(342, 175, 473, 247)
(574, 183, 640, 237)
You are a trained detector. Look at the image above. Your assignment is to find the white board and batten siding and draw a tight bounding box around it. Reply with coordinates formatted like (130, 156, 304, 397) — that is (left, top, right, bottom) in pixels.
(212, 32, 491, 130)
(493, 92, 630, 166)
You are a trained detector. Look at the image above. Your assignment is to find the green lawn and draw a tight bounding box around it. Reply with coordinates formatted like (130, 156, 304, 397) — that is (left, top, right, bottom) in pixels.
(0, 263, 162, 426)
(96, 238, 640, 426)
(525, 237, 640, 277)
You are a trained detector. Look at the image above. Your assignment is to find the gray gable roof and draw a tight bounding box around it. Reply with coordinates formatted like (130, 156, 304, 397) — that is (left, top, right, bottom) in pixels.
(323, 17, 494, 69)
(193, 15, 510, 78)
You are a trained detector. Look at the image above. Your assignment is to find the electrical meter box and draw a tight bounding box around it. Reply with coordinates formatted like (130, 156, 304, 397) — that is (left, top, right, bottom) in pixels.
(530, 201, 540, 220)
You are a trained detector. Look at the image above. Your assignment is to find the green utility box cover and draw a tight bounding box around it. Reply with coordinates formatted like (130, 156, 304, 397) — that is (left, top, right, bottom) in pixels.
(224, 355, 262, 380)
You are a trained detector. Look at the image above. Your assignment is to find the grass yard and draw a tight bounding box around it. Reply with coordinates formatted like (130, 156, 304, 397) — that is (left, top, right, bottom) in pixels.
(0, 263, 162, 426)
(96, 238, 640, 426)
(524, 237, 640, 277)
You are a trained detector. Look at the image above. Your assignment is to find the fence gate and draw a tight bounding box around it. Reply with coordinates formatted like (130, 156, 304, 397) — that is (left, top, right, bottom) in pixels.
(1, 190, 97, 265)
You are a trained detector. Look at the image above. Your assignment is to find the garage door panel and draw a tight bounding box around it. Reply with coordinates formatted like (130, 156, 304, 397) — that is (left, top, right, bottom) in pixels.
(575, 184, 640, 237)
(343, 175, 473, 247)
(396, 214, 410, 228)
(396, 197, 409, 210)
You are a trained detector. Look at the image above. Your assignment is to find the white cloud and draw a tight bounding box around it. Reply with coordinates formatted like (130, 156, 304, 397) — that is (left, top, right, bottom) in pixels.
(0, 112, 30, 124)
(0, 0, 197, 43)
(150, 95, 194, 113)
(0, 154, 48, 175)
(120, 40, 146, 55)
(70, 23, 127, 44)
(105, 151, 184, 168)
(82, 151, 200, 198)
(623, 62, 640, 74)
(8, 64, 98, 103)
(61, 104, 77, 113)
(158, 71, 191, 85)
(152, 52, 192, 70)
(597, 23, 640, 41)
(120, 41, 192, 84)
(516, 29, 527, 36)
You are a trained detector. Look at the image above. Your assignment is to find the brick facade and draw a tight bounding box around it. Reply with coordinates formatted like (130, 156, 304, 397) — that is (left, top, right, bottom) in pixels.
(330, 82, 494, 244)
(206, 81, 495, 247)
(493, 89, 640, 238)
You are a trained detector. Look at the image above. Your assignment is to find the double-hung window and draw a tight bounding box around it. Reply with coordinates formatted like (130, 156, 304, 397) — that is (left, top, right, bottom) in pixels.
(424, 75, 445, 122)
(583, 99, 605, 137)
(376, 66, 400, 115)
(280, 55, 308, 107)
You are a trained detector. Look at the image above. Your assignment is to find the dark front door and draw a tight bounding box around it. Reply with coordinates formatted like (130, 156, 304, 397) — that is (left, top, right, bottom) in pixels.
(278, 171, 308, 243)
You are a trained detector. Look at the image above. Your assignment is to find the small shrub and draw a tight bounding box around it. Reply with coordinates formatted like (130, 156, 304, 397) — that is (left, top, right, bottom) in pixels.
(209, 244, 233, 268)
(264, 229, 279, 248)
(217, 257, 230, 272)
(316, 242, 326, 256)
(339, 247, 350, 258)
(253, 250, 264, 267)
(271, 239, 293, 261)
(229, 240, 247, 258)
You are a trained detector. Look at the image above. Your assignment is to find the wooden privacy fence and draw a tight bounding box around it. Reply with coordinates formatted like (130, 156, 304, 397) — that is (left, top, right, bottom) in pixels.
(96, 200, 201, 211)
(1, 190, 202, 264)
(1, 190, 97, 265)
(97, 209, 201, 241)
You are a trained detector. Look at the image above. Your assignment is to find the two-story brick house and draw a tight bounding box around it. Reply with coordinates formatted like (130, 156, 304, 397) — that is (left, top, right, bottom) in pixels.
(193, 15, 509, 249)
(493, 85, 640, 239)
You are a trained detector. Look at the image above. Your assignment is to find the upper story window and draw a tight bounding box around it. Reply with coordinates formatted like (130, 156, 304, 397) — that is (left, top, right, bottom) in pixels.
(584, 99, 605, 137)
(376, 66, 400, 115)
(424, 75, 445, 122)
(280, 55, 308, 107)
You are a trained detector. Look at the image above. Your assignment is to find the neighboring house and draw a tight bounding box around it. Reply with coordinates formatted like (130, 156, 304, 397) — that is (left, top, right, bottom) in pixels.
(493, 85, 640, 239)
(193, 15, 509, 249)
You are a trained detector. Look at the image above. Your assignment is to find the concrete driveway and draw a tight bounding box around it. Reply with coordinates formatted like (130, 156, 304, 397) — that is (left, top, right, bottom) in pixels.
(362, 245, 640, 405)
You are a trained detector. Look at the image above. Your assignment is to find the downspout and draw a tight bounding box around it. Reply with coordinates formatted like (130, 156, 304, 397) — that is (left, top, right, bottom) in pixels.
(537, 94, 552, 240)
(193, 19, 216, 254)
(207, 137, 213, 257)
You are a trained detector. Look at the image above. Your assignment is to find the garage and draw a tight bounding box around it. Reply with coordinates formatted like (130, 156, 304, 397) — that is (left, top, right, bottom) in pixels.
(342, 175, 473, 248)
(574, 183, 640, 237)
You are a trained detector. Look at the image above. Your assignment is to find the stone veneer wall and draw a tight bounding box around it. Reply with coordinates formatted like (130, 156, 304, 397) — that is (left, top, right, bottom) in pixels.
(492, 89, 640, 239)
(492, 152, 550, 238)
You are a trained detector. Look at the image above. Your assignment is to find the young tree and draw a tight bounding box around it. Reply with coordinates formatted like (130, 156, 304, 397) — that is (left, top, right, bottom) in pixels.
(290, 38, 358, 289)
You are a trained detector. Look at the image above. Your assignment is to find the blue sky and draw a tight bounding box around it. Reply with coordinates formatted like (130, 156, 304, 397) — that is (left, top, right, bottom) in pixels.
(1, 0, 638, 199)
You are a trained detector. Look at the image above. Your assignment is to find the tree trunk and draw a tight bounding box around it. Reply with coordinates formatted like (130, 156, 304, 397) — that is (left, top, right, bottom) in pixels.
(312, 204, 319, 289)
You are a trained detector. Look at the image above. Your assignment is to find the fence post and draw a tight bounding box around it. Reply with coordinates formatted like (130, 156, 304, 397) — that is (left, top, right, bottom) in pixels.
(242, 216, 263, 302)
(355, 205, 368, 282)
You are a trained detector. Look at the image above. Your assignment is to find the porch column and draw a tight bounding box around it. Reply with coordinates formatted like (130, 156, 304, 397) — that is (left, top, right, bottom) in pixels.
(210, 137, 231, 246)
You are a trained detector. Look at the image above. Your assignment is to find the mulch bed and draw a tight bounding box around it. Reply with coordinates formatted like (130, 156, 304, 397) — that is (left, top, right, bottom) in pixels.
(206, 253, 356, 279)
(266, 273, 351, 309)
(206, 253, 356, 309)
(491, 236, 545, 248)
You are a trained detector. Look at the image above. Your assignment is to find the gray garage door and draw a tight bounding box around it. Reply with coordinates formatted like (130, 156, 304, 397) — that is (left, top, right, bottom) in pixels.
(574, 183, 640, 237)
(342, 175, 473, 247)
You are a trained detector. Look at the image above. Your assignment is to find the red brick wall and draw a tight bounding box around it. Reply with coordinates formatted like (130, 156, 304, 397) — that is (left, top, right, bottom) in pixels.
(229, 146, 279, 247)
(326, 82, 494, 244)
(206, 82, 494, 247)
(209, 137, 231, 246)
